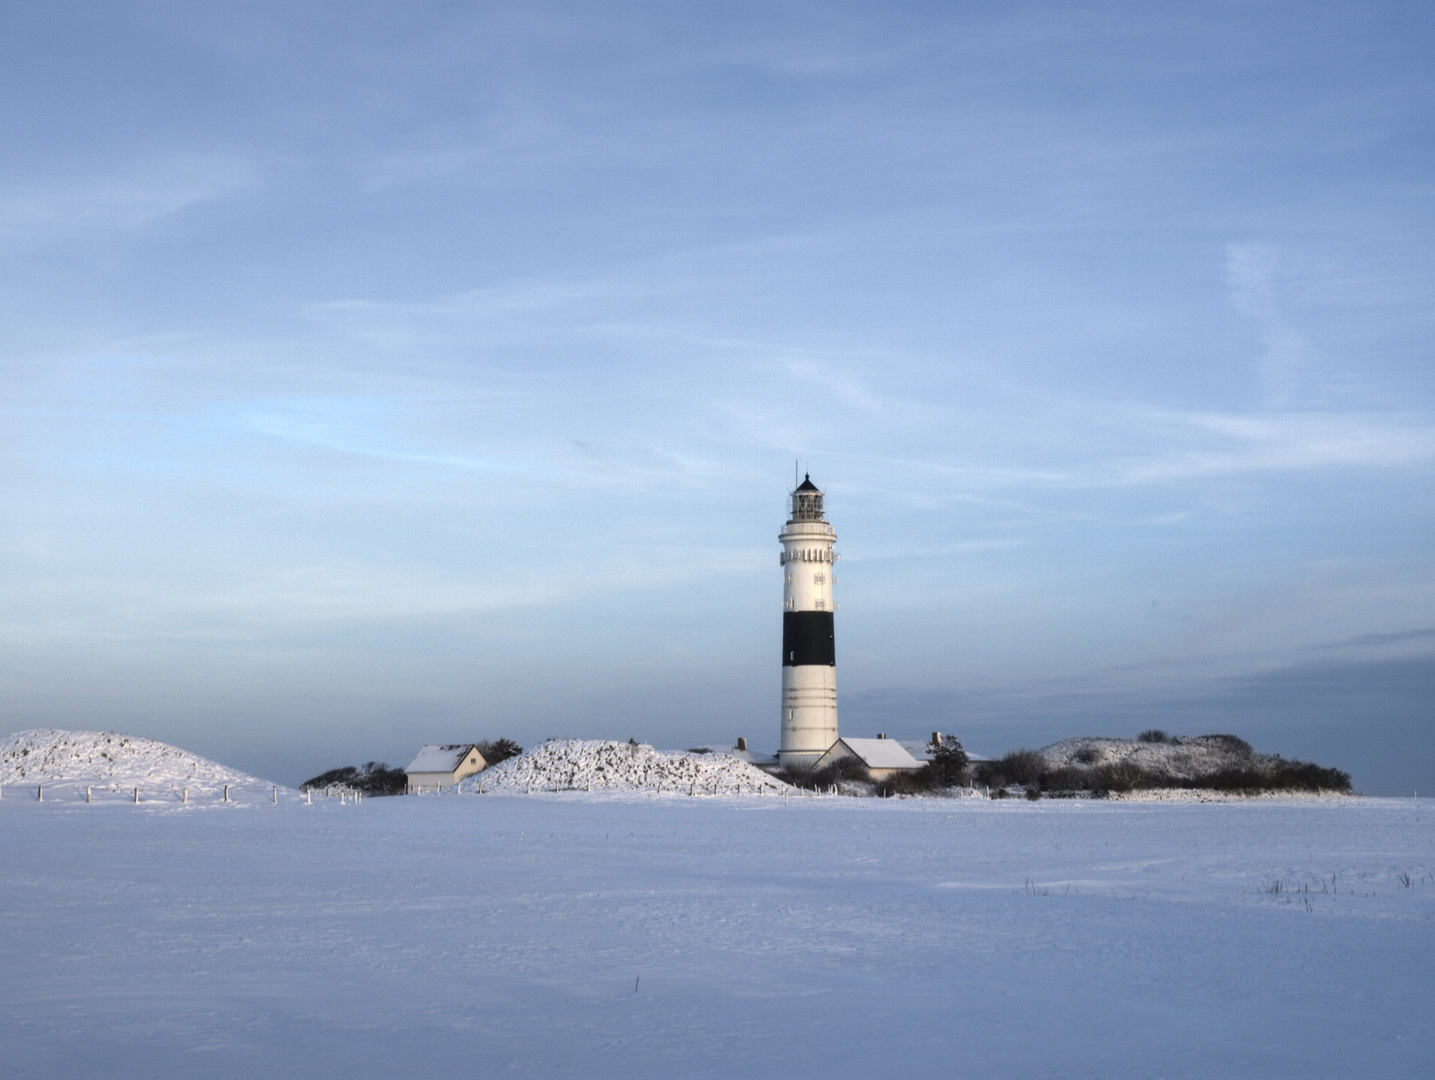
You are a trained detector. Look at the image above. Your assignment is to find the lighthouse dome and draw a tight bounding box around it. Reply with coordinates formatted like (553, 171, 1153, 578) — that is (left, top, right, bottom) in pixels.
(790, 474, 825, 521)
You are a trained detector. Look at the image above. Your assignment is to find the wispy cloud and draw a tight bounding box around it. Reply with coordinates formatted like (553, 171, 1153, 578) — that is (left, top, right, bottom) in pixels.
(1111, 409, 1435, 485)
(1227, 243, 1312, 407)
(0, 155, 255, 239)
(235, 397, 521, 474)
(1331, 627, 1435, 649)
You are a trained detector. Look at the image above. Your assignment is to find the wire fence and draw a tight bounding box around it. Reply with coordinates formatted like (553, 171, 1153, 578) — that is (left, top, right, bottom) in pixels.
(0, 782, 363, 806)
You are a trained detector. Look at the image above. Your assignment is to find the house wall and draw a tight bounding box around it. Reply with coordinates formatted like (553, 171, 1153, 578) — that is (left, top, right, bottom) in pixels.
(406, 771, 458, 793)
(405, 750, 488, 794)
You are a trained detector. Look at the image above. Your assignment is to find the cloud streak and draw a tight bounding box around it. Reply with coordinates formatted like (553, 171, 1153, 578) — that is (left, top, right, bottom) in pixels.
(0, 155, 255, 240)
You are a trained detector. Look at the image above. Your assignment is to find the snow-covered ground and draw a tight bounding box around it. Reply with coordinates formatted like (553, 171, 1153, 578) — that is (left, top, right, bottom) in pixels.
(458, 738, 787, 795)
(2, 783, 1431, 1078)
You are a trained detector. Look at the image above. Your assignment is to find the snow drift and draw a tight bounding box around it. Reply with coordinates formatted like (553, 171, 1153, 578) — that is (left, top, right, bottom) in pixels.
(458, 740, 788, 796)
(0, 729, 268, 793)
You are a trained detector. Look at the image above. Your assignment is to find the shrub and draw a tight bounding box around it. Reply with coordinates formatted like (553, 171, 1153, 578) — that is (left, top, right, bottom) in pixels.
(1137, 729, 1169, 743)
(1201, 734, 1253, 758)
(973, 748, 1044, 789)
(1091, 759, 1161, 795)
(970, 734, 1349, 799)
(1042, 765, 1094, 792)
(776, 762, 814, 788)
(475, 738, 523, 765)
(301, 761, 408, 796)
(872, 763, 951, 797)
(1196, 758, 1351, 794)
(789, 752, 889, 790)
(779, 757, 865, 789)
(873, 771, 921, 797)
(302, 765, 359, 790)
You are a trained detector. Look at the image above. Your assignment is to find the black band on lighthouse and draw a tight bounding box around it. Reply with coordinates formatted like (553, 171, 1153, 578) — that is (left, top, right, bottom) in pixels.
(782, 611, 835, 667)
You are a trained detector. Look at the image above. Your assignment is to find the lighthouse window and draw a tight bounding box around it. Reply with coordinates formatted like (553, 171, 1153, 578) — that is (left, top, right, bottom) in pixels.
(815, 599, 825, 609)
(813, 572, 824, 584)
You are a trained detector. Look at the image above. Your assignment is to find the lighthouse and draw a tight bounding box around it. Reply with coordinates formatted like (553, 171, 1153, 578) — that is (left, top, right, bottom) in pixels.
(778, 474, 839, 768)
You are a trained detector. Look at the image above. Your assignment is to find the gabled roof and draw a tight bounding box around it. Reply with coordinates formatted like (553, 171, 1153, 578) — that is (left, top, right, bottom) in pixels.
(898, 740, 934, 761)
(406, 744, 480, 774)
(827, 737, 922, 770)
(794, 474, 820, 492)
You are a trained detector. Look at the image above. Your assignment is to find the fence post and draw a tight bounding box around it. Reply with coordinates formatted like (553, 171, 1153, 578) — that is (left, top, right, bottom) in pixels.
(182, 788, 187, 804)
(86, 786, 92, 804)
(37, 785, 42, 802)
(272, 785, 277, 805)
(134, 787, 139, 803)
(223, 784, 229, 802)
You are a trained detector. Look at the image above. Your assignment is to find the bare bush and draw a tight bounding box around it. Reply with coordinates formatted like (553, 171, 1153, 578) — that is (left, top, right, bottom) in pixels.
(973, 748, 1044, 789)
(779, 756, 870, 790)
(1195, 758, 1350, 793)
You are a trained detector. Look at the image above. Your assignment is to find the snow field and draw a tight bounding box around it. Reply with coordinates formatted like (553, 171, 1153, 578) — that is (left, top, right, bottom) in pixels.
(2, 792, 1431, 1079)
(458, 738, 790, 796)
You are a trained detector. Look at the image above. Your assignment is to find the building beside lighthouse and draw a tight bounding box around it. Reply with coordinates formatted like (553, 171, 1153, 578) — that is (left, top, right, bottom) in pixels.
(778, 475, 839, 768)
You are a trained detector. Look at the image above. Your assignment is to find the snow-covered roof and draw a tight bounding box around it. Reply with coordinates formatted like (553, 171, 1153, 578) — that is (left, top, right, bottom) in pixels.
(405, 745, 480, 775)
(831, 737, 922, 770)
(730, 747, 778, 767)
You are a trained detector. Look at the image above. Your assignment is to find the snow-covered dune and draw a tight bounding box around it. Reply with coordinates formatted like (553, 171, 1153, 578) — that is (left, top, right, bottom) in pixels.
(459, 739, 788, 795)
(0, 729, 269, 795)
(1039, 735, 1258, 779)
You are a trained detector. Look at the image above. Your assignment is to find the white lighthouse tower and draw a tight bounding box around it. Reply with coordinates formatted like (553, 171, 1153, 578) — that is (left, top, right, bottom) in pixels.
(778, 474, 839, 768)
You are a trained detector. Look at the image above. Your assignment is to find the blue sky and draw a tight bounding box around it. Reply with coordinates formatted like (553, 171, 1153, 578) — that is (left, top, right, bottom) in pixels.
(2, 1, 1432, 791)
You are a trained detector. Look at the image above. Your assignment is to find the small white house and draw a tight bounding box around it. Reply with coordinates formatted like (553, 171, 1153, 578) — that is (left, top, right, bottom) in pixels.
(405, 745, 487, 793)
(813, 735, 923, 781)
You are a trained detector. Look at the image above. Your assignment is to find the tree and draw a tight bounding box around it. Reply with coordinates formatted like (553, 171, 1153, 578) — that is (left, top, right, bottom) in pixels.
(925, 735, 969, 787)
(476, 738, 522, 765)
